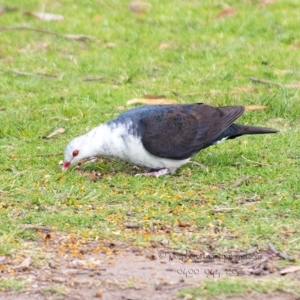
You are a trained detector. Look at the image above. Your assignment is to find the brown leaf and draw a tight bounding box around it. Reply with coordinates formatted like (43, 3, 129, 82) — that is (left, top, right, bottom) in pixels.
(129, 1, 152, 14)
(280, 265, 300, 275)
(83, 170, 102, 182)
(12, 256, 32, 270)
(24, 11, 64, 21)
(216, 8, 237, 19)
(244, 105, 268, 111)
(127, 98, 177, 105)
(95, 289, 103, 298)
(45, 127, 65, 139)
(178, 221, 190, 228)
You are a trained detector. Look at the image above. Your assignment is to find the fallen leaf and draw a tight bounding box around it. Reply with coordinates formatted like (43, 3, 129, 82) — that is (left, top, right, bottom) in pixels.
(283, 83, 300, 89)
(114, 106, 125, 111)
(124, 222, 140, 229)
(280, 265, 300, 275)
(234, 86, 258, 93)
(0, 26, 97, 42)
(244, 105, 268, 111)
(95, 289, 103, 298)
(178, 221, 190, 227)
(290, 41, 300, 48)
(19, 224, 52, 232)
(45, 127, 65, 139)
(159, 43, 171, 49)
(259, 0, 276, 7)
(82, 76, 104, 82)
(52, 277, 67, 283)
(24, 11, 64, 21)
(81, 170, 102, 182)
(129, 1, 152, 14)
(12, 256, 32, 270)
(63, 34, 95, 41)
(231, 176, 252, 188)
(216, 8, 237, 19)
(144, 94, 166, 99)
(69, 259, 86, 268)
(104, 42, 117, 48)
(94, 15, 104, 21)
(127, 98, 177, 105)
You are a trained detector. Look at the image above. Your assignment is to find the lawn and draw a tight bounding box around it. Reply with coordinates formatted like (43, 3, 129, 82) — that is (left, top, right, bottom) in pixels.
(0, 0, 300, 298)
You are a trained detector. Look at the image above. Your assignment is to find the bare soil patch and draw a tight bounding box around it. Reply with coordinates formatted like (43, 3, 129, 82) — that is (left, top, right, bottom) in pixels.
(0, 232, 298, 300)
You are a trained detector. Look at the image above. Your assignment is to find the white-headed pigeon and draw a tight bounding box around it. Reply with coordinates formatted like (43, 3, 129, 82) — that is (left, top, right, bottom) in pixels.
(63, 103, 278, 177)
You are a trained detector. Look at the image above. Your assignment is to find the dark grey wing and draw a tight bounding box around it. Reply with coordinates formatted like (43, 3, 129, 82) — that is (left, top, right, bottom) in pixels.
(140, 103, 244, 160)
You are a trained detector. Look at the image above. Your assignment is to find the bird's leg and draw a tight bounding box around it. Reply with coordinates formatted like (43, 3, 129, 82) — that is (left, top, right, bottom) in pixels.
(135, 168, 171, 178)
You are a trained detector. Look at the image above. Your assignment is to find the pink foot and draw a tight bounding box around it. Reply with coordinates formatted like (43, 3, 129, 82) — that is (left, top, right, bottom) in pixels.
(135, 168, 170, 178)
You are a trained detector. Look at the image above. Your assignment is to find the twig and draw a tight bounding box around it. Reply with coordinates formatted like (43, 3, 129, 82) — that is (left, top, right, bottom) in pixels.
(185, 90, 232, 96)
(235, 247, 258, 256)
(268, 243, 289, 260)
(248, 257, 269, 269)
(211, 207, 239, 213)
(0, 26, 97, 41)
(124, 223, 140, 229)
(289, 237, 300, 244)
(19, 224, 52, 232)
(0, 68, 60, 78)
(249, 76, 283, 87)
(189, 161, 207, 169)
(74, 157, 99, 168)
(241, 155, 269, 166)
(231, 175, 252, 188)
(82, 76, 105, 82)
(268, 243, 278, 255)
(34, 152, 62, 157)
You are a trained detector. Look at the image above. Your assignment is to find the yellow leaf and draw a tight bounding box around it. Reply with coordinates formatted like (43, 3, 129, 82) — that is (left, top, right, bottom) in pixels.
(244, 105, 268, 111)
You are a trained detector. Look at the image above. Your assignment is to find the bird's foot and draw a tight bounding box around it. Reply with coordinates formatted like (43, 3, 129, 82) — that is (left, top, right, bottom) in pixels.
(135, 168, 171, 178)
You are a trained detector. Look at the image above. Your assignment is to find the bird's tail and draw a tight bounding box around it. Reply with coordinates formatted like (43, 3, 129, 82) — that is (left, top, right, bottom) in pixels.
(226, 123, 278, 140)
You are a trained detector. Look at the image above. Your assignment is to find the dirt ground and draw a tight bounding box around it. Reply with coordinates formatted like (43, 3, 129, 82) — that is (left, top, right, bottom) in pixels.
(0, 231, 299, 300)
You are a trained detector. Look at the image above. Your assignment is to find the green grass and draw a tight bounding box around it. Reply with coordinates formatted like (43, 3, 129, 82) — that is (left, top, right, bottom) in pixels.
(0, 0, 299, 265)
(42, 285, 66, 297)
(0, 279, 27, 292)
(178, 277, 300, 299)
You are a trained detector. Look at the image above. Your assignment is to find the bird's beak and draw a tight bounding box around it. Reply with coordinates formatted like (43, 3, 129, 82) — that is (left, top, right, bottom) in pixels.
(62, 161, 71, 171)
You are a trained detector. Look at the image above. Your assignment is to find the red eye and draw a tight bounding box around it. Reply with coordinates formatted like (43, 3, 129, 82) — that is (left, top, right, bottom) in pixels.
(72, 150, 79, 157)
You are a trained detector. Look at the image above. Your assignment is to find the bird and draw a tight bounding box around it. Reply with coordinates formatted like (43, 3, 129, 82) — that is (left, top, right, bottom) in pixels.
(62, 103, 278, 177)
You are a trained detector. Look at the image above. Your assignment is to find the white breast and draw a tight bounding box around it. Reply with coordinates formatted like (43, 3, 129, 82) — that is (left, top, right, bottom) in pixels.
(90, 123, 190, 170)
